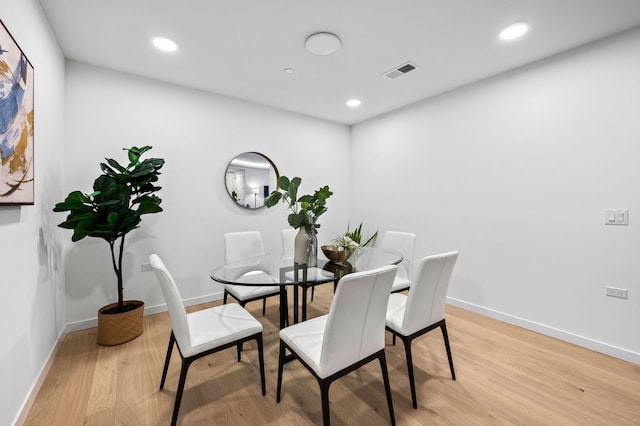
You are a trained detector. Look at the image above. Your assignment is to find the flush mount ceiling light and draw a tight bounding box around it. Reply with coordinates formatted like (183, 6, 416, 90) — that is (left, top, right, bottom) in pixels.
(152, 36, 178, 52)
(305, 32, 342, 55)
(499, 22, 529, 41)
(346, 98, 362, 108)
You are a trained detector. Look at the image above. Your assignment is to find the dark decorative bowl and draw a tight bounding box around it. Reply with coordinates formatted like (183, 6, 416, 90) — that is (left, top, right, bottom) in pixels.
(321, 245, 352, 263)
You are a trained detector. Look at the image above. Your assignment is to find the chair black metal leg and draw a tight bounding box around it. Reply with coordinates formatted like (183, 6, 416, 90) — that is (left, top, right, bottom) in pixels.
(311, 285, 315, 301)
(392, 333, 396, 346)
(171, 358, 193, 426)
(276, 341, 286, 402)
(319, 379, 331, 426)
(235, 301, 247, 357)
(379, 351, 396, 425)
(262, 297, 267, 315)
(160, 333, 175, 390)
(302, 285, 308, 322)
(293, 285, 300, 324)
(440, 321, 456, 380)
(402, 335, 418, 409)
(223, 289, 229, 304)
(279, 286, 289, 329)
(256, 334, 266, 395)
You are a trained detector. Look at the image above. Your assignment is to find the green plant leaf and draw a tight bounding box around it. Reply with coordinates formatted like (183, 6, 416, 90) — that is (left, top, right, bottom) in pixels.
(126, 146, 152, 165)
(71, 219, 97, 242)
(362, 231, 378, 247)
(106, 211, 117, 226)
(103, 158, 127, 174)
(288, 177, 301, 202)
(136, 195, 163, 215)
(288, 211, 306, 228)
(264, 191, 282, 207)
(52, 191, 92, 212)
(278, 176, 290, 191)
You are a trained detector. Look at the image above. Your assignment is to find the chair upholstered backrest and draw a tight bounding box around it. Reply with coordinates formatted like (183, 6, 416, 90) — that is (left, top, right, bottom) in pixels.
(380, 231, 416, 280)
(225, 231, 265, 263)
(149, 254, 192, 351)
(319, 265, 397, 375)
(403, 251, 459, 334)
(281, 228, 296, 260)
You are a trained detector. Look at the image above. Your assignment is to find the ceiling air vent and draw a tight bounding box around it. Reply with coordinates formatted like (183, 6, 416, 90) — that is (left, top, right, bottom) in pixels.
(383, 62, 419, 80)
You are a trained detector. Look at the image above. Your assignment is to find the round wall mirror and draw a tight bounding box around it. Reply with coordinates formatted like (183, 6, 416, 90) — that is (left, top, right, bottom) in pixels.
(225, 152, 279, 209)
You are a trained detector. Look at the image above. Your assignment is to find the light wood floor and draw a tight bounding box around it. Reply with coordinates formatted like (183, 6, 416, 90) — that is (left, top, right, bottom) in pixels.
(24, 284, 640, 425)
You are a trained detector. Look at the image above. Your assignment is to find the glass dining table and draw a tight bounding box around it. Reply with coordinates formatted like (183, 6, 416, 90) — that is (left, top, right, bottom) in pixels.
(210, 247, 403, 329)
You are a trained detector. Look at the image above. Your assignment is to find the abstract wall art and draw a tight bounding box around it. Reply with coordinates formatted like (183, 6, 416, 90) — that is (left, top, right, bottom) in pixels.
(0, 19, 34, 205)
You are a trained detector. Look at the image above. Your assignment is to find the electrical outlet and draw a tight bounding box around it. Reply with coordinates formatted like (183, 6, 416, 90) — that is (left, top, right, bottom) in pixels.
(605, 286, 628, 299)
(141, 263, 152, 272)
(604, 209, 629, 226)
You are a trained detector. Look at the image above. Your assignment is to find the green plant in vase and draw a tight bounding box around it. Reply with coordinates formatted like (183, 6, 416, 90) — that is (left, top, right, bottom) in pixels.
(265, 176, 332, 265)
(335, 222, 378, 257)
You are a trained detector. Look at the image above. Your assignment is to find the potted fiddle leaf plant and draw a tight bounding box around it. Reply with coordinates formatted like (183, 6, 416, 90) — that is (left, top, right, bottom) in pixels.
(265, 175, 332, 266)
(53, 146, 164, 345)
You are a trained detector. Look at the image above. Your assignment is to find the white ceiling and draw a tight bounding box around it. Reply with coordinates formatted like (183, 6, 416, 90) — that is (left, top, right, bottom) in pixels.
(38, 0, 640, 125)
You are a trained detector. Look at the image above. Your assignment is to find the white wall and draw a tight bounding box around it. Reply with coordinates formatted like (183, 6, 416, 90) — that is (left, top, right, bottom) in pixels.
(5, 9, 640, 424)
(62, 61, 351, 327)
(351, 28, 640, 363)
(0, 0, 66, 424)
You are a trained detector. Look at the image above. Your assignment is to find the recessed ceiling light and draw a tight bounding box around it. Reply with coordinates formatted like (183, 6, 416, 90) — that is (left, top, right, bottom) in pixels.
(499, 22, 529, 41)
(346, 99, 361, 108)
(152, 36, 178, 52)
(283, 68, 295, 74)
(305, 32, 342, 55)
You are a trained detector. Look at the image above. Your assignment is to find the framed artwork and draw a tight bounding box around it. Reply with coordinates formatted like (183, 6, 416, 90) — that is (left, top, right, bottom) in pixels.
(0, 19, 34, 205)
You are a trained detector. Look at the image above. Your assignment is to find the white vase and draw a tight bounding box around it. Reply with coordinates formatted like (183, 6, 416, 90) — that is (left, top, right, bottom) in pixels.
(293, 226, 318, 266)
(294, 227, 309, 264)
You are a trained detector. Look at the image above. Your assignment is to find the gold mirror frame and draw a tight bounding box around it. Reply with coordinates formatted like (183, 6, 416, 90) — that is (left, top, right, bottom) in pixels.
(225, 152, 279, 209)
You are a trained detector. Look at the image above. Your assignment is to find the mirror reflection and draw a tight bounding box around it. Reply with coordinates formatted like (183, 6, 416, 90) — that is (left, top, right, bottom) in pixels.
(225, 152, 279, 209)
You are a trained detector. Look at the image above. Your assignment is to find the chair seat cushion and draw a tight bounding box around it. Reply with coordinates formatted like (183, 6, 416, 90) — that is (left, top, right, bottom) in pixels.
(224, 271, 280, 301)
(279, 314, 333, 378)
(385, 293, 410, 335)
(184, 303, 263, 358)
(391, 276, 411, 292)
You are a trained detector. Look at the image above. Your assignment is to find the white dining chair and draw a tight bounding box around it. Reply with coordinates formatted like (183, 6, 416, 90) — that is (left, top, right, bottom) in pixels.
(277, 264, 398, 426)
(385, 251, 459, 409)
(149, 254, 266, 426)
(380, 231, 416, 293)
(223, 231, 281, 315)
(281, 228, 296, 261)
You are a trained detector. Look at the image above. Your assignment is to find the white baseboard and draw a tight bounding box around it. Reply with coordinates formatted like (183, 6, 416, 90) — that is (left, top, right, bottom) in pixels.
(447, 297, 640, 365)
(14, 329, 65, 426)
(63, 292, 223, 333)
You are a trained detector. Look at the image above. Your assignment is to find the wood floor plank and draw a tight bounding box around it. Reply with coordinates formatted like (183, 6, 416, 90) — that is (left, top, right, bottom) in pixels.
(24, 328, 99, 426)
(85, 344, 118, 418)
(22, 286, 640, 425)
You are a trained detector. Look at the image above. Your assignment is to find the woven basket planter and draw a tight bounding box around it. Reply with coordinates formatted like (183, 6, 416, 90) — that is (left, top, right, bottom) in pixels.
(97, 300, 144, 346)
